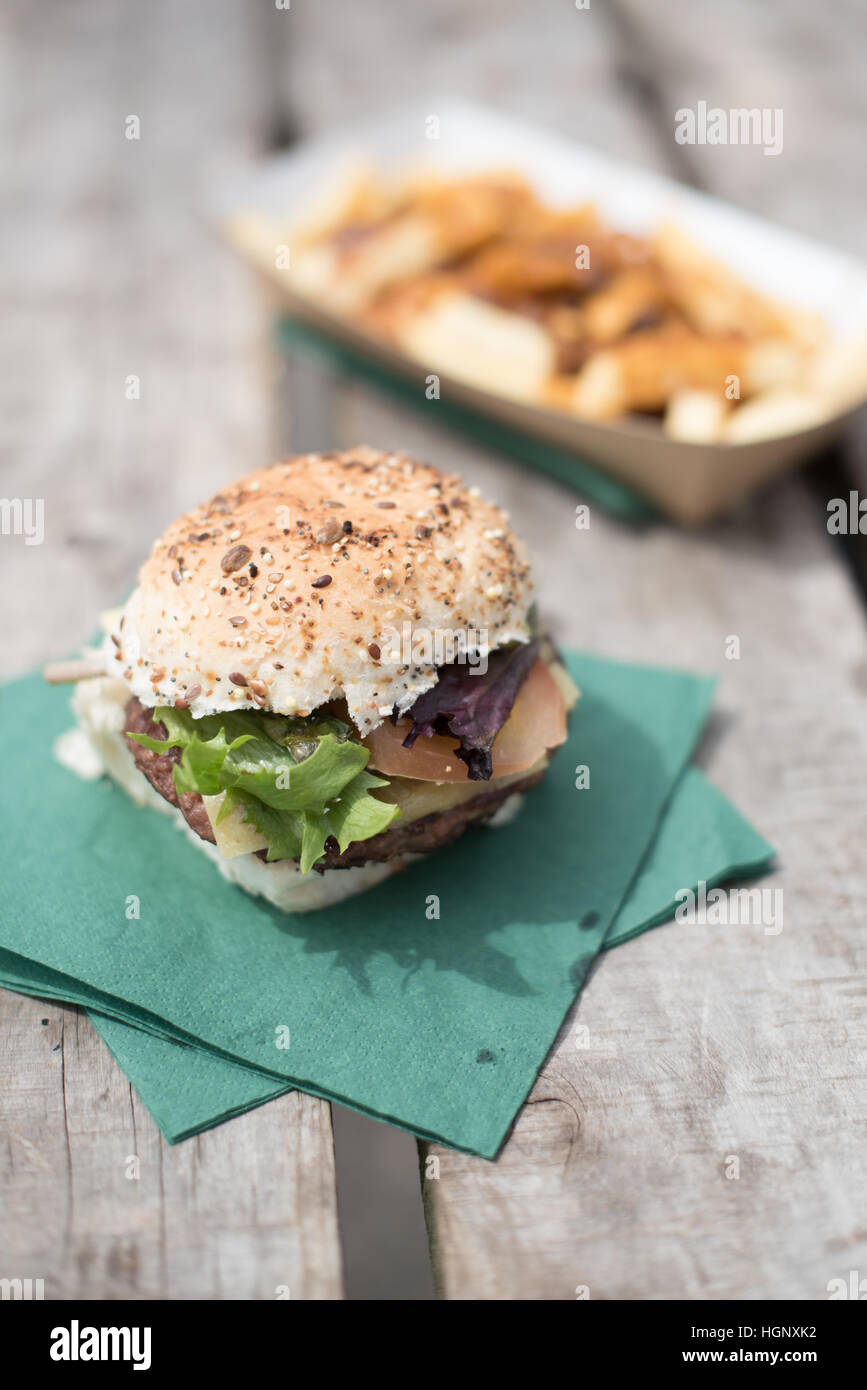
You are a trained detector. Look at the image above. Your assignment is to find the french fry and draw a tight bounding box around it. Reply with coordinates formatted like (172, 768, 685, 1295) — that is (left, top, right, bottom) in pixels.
(725, 390, 828, 443)
(743, 340, 808, 393)
(464, 235, 589, 298)
(227, 166, 400, 275)
(569, 351, 627, 419)
(653, 222, 818, 344)
(397, 290, 555, 402)
(290, 214, 442, 314)
(362, 272, 453, 339)
(286, 162, 396, 250)
(809, 331, 867, 412)
(665, 390, 729, 443)
(287, 173, 538, 315)
(511, 200, 602, 238)
(254, 161, 840, 440)
(583, 268, 667, 344)
(572, 328, 747, 419)
(225, 210, 286, 270)
(406, 171, 537, 257)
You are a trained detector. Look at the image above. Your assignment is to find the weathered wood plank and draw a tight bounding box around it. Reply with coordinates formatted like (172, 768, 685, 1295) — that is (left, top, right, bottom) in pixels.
(0, 0, 344, 1300)
(0, 0, 276, 680)
(289, 0, 867, 1299)
(610, 0, 867, 256)
(3, 0, 866, 1304)
(0, 991, 343, 1299)
(408, 436, 867, 1298)
(263, 0, 666, 170)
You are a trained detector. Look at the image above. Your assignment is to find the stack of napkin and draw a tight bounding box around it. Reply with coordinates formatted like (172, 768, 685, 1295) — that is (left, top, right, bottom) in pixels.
(0, 652, 773, 1157)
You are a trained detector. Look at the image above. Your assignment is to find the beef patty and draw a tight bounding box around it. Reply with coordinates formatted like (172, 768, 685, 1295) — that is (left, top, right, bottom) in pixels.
(122, 697, 544, 870)
(124, 698, 218, 845)
(321, 765, 544, 868)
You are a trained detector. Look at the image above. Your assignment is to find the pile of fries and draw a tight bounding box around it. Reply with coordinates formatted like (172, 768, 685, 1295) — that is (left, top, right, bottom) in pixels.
(236, 165, 865, 444)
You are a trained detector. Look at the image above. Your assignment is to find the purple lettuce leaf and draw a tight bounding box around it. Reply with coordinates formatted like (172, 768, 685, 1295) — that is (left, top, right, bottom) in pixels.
(400, 640, 539, 780)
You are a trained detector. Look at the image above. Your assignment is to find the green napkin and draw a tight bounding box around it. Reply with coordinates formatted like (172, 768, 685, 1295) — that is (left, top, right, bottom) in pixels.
(277, 318, 656, 523)
(603, 767, 773, 949)
(0, 653, 774, 1157)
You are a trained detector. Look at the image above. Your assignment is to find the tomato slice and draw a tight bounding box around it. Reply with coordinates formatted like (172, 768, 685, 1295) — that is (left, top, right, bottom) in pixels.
(363, 657, 568, 782)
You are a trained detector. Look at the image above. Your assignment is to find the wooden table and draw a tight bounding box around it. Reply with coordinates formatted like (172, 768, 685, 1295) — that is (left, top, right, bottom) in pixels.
(2, 0, 865, 1300)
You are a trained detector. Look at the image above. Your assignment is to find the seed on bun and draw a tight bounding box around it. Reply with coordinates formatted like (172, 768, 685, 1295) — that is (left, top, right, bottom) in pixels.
(55, 448, 577, 913)
(108, 447, 534, 732)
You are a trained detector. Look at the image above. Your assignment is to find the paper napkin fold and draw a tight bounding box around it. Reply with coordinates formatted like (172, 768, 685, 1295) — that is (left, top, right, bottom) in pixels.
(0, 653, 774, 1156)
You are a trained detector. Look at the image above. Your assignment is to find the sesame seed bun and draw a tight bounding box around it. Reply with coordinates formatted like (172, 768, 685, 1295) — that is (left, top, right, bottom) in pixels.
(108, 447, 534, 732)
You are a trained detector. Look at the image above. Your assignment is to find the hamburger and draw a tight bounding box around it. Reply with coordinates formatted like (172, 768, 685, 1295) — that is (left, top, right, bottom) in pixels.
(52, 448, 578, 912)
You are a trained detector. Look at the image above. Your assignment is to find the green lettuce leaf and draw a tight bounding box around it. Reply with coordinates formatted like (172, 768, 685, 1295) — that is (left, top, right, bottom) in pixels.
(128, 706, 399, 872)
(324, 771, 399, 853)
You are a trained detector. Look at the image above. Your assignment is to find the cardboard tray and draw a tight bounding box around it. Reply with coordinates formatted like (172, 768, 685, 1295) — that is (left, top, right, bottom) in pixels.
(218, 101, 867, 523)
